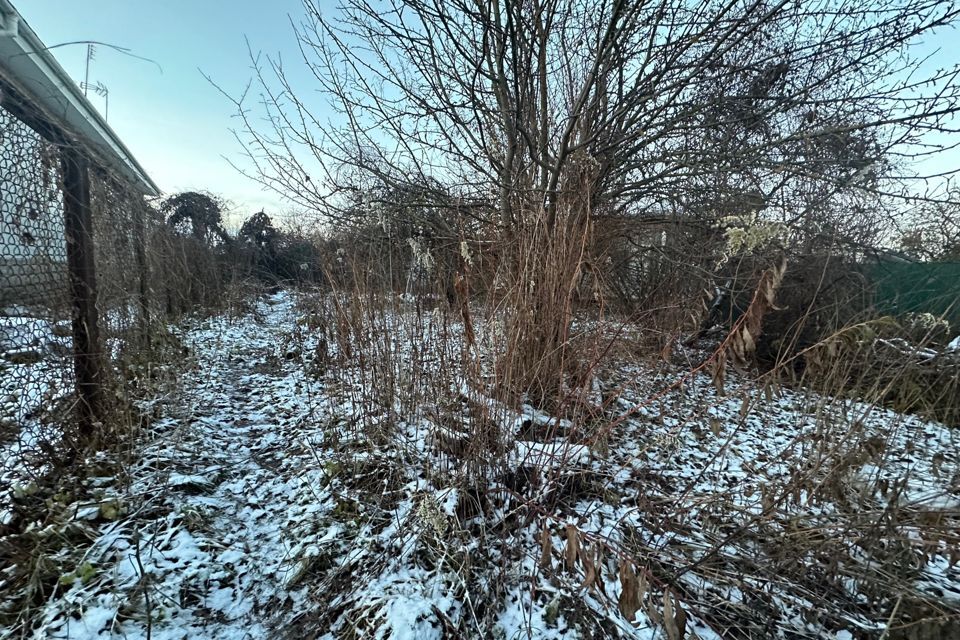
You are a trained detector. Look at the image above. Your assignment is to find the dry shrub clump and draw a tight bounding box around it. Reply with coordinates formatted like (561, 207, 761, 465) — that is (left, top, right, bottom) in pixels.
(494, 207, 595, 410)
(190, 0, 960, 632)
(803, 316, 960, 426)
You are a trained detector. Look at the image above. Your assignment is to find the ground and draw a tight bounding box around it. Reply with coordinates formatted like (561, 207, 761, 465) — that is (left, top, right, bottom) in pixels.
(4, 290, 959, 639)
(21, 292, 330, 639)
(1, 309, 72, 507)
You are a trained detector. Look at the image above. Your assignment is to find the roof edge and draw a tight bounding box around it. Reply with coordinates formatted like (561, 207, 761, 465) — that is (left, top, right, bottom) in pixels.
(0, 0, 160, 196)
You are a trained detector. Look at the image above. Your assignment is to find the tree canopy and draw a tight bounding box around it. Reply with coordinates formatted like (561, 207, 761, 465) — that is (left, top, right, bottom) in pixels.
(161, 191, 231, 246)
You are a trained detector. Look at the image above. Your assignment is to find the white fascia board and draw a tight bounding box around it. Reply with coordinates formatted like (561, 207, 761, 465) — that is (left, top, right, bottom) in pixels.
(0, 0, 159, 196)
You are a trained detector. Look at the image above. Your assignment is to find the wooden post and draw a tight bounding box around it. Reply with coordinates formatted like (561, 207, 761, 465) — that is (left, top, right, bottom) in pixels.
(133, 200, 150, 348)
(61, 144, 104, 437)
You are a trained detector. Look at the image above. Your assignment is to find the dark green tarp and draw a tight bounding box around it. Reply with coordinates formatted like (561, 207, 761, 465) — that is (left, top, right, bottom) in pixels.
(868, 261, 960, 327)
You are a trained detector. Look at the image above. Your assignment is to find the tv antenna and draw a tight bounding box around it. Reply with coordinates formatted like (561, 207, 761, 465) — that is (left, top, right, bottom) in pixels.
(80, 80, 109, 121)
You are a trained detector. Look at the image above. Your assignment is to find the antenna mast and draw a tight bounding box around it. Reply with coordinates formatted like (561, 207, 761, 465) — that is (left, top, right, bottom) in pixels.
(83, 43, 95, 96)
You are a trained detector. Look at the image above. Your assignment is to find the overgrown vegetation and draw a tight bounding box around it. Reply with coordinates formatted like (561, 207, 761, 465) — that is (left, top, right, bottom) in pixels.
(5, 0, 960, 638)
(210, 0, 960, 635)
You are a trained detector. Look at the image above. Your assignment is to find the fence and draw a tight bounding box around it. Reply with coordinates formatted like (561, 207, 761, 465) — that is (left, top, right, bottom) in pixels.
(1, 77, 161, 487)
(869, 260, 960, 328)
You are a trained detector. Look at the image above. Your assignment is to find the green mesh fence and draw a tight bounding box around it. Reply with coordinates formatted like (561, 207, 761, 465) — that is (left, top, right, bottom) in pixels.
(868, 260, 960, 327)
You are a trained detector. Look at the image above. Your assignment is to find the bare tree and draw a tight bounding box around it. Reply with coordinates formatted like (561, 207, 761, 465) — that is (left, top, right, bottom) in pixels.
(223, 0, 959, 232)
(898, 188, 960, 259)
(216, 0, 960, 400)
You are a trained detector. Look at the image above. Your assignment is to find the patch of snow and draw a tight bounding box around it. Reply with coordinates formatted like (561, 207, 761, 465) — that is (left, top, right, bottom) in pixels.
(947, 334, 960, 351)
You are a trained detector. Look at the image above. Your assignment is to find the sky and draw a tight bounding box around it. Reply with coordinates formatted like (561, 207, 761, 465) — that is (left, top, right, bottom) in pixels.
(11, 1, 960, 229)
(15, 0, 314, 226)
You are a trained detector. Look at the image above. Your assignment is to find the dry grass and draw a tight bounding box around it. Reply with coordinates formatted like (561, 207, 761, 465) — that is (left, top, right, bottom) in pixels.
(281, 229, 960, 638)
(6, 205, 958, 638)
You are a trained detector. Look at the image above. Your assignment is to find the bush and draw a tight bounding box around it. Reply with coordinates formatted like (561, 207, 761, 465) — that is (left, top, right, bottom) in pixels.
(804, 317, 960, 426)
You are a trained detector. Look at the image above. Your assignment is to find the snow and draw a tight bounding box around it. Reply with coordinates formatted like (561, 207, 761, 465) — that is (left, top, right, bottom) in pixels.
(71, 605, 117, 640)
(1, 309, 72, 522)
(22, 292, 332, 639)
(352, 567, 460, 640)
(12, 290, 960, 639)
(497, 587, 583, 640)
(511, 440, 591, 469)
(434, 487, 460, 517)
(166, 473, 215, 491)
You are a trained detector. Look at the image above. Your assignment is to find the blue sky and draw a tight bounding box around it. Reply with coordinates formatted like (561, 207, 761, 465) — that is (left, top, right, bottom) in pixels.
(17, 0, 314, 223)
(13, 1, 960, 227)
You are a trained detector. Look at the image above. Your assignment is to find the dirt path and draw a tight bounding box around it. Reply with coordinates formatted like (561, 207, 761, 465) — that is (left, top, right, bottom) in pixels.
(40, 292, 332, 640)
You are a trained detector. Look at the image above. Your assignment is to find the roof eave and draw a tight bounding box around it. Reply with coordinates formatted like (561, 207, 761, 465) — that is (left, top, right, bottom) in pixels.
(0, 0, 160, 197)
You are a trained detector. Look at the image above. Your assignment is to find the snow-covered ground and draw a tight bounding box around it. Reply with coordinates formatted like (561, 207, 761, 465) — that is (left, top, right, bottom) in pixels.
(0, 309, 72, 425)
(16, 292, 332, 639)
(1, 308, 72, 528)
(5, 291, 958, 639)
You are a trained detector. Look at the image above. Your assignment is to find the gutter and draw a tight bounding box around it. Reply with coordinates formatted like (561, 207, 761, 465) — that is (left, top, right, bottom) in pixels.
(0, 0, 159, 196)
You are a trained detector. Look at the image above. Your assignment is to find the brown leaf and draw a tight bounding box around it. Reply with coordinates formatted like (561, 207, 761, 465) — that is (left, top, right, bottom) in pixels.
(539, 528, 553, 571)
(664, 589, 687, 640)
(709, 417, 721, 436)
(740, 327, 755, 357)
(647, 598, 662, 626)
(723, 256, 788, 369)
(763, 378, 774, 401)
(664, 590, 676, 640)
(564, 524, 579, 571)
(581, 542, 596, 590)
(731, 332, 746, 364)
(674, 592, 688, 640)
(617, 559, 641, 623)
(711, 353, 726, 395)
(594, 547, 607, 596)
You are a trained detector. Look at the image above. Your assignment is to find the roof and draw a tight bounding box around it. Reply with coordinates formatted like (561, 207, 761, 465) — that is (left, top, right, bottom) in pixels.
(0, 0, 159, 196)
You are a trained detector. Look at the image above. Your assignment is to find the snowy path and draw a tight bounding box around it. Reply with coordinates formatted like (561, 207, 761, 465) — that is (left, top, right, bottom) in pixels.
(41, 292, 332, 639)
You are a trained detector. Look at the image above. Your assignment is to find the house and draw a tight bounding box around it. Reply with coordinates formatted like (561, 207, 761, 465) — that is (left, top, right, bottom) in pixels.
(0, 0, 158, 308)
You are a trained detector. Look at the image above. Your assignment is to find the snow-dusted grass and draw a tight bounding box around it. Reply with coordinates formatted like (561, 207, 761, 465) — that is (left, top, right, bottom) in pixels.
(4, 290, 958, 639)
(1, 309, 73, 530)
